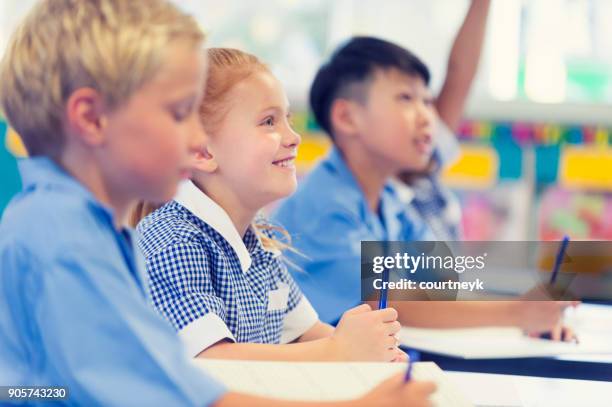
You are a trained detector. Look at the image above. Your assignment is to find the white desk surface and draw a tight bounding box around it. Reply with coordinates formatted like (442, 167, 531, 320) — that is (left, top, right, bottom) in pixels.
(447, 371, 612, 407)
(556, 303, 612, 363)
(400, 303, 612, 360)
(411, 304, 612, 406)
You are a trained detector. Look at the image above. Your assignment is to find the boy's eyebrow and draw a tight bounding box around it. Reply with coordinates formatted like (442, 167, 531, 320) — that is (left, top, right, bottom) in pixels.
(394, 82, 432, 96)
(167, 92, 199, 108)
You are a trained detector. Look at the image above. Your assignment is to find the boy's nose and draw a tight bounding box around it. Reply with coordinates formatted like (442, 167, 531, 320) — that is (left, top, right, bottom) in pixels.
(417, 102, 435, 127)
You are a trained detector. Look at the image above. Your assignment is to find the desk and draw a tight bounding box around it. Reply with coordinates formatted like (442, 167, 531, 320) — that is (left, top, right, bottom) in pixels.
(414, 352, 612, 381)
(403, 303, 612, 381)
(447, 371, 612, 407)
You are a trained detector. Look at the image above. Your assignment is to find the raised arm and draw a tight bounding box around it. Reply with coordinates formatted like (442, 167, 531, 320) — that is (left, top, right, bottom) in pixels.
(435, 0, 491, 131)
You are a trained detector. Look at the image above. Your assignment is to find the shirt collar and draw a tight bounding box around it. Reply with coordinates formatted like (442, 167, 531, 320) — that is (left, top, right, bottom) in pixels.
(18, 156, 147, 287)
(174, 180, 252, 273)
(18, 156, 115, 220)
(326, 147, 357, 184)
(379, 184, 408, 240)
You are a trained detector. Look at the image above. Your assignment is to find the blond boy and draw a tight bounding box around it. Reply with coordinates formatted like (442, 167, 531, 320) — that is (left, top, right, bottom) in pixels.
(0, 1, 432, 406)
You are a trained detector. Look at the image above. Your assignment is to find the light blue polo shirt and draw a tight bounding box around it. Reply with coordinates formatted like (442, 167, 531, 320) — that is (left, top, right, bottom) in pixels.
(0, 157, 226, 406)
(273, 147, 433, 324)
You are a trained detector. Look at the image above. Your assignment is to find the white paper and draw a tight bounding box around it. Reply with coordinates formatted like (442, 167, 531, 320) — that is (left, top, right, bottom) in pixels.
(447, 371, 612, 407)
(194, 359, 473, 407)
(400, 304, 612, 359)
(446, 371, 523, 407)
(400, 325, 612, 359)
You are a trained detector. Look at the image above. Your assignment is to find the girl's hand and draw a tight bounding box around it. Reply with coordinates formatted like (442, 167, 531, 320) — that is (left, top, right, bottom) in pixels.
(331, 304, 402, 362)
(390, 346, 409, 363)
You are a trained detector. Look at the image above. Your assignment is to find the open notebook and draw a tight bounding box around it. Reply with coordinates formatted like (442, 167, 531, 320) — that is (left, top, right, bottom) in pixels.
(194, 359, 473, 407)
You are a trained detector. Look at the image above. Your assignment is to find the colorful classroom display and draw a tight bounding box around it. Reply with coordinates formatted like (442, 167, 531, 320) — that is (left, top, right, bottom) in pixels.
(457, 120, 612, 241)
(539, 188, 612, 241)
(457, 120, 612, 147)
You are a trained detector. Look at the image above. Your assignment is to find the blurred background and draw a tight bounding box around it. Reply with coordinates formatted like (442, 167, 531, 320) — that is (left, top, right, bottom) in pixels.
(1, 0, 611, 240)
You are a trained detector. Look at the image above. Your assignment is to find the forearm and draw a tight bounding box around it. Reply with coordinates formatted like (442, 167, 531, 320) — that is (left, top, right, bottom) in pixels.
(448, 0, 490, 77)
(295, 321, 335, 342)
(436, 0, 491, 130)
(391, 301, 519, 328)
(214, 392, 360, 407)
(198, 337, 343, 362)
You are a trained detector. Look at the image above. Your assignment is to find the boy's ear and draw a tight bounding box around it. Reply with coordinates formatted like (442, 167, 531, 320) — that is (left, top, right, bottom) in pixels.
(64, 88, 107, 146)
(329, 98, 362, 138)
(191, 145, 218, 173)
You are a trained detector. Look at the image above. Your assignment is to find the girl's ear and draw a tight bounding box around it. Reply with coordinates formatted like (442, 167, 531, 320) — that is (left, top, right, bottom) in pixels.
(192, 145, 218, 173)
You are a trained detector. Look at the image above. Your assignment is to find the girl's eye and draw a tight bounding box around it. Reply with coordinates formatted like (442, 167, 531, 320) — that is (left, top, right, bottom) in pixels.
(424, 98, 435, 106)
(262, 116, 275, 127)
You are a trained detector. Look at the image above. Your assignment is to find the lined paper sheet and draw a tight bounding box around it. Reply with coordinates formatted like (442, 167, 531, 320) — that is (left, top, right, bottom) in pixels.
(194, 360, 473, 407)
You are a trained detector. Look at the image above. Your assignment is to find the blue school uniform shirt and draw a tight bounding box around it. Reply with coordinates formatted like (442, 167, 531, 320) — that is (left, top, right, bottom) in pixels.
(136, 180, 319, 357)
(0, 157, 226, 406)
(273, 147, 436, 324)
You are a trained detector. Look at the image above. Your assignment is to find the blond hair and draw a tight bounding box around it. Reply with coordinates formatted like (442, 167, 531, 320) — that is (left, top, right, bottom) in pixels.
(0, 0, 204, 159)
(131, 48, 293, 253)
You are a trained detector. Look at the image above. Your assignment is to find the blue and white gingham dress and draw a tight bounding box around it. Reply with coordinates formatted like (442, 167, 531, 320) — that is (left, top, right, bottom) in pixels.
(137, 200, 314, 349)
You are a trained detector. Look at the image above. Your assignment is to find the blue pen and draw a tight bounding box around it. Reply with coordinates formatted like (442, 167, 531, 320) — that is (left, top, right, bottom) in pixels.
(378, 269, 389, 309)
(540, 235, 574, 342)
(404, 359, 413, 382)
(550, 235, 570, 285)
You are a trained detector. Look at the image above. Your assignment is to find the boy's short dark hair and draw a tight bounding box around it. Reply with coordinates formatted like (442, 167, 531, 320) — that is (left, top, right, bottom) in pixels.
(310, 36, 430, 138)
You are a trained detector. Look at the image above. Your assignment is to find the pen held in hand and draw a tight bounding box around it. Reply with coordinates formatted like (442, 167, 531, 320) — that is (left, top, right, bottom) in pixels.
(404, 359, 413, 382)
(540, 236, 579, 343)
(550, 235, 570, 285)
(378, 269, 389, 309)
